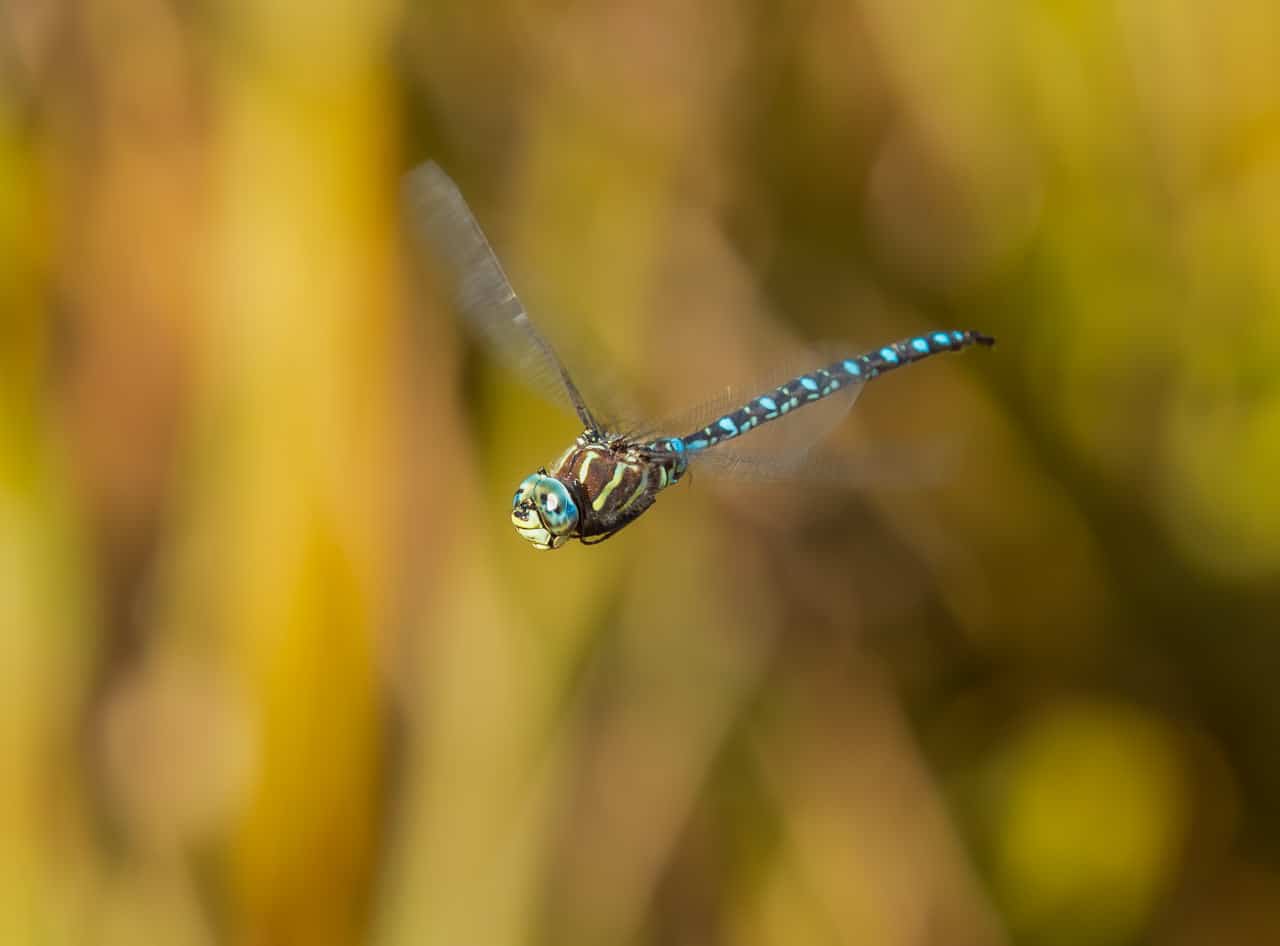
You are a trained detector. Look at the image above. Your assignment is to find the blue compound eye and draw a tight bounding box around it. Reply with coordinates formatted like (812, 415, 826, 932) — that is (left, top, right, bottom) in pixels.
(534, 478, 578, 534)
(511, 473, 576, 548)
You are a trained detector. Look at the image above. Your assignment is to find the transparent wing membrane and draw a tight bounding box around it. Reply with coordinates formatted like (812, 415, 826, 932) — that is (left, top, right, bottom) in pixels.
(691, 434, 962, 488)
(673, 380, 863, 476)
(637, 342, 868, 476)
(402, 162, 600, 431)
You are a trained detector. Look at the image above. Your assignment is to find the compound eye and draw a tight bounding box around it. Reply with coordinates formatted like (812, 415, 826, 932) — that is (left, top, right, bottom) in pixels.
(533, 479, 578, 533)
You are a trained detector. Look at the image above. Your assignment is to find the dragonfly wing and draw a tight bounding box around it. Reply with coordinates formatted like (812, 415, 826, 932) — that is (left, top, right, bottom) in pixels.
(636, 341, 867, 475)
(689, 383, 864, 477)
(687, 433, 959, 489)
(403, 162, 599, 431)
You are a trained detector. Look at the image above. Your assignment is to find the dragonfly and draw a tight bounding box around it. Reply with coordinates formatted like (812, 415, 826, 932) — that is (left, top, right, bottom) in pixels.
(404, 161, 994, 550)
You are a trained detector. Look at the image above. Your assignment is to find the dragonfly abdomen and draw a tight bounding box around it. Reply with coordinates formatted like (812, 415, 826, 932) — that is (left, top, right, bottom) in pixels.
(680, 330, 994, 452)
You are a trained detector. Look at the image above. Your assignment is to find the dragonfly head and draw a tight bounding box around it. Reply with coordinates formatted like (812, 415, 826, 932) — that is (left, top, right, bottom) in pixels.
(511, 471, 579, 550)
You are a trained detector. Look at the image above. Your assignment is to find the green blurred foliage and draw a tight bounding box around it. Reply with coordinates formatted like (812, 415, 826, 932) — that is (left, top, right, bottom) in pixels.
(3, 1, 1280, 945)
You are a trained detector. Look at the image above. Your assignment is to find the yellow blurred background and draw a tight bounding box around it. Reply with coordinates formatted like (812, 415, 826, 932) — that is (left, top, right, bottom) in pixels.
(3, 1, 1280, 944)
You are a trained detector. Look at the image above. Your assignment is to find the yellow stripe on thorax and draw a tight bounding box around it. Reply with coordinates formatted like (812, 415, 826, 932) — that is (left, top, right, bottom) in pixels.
(592, 462, 629, 511)
(616, 466, 650, 514)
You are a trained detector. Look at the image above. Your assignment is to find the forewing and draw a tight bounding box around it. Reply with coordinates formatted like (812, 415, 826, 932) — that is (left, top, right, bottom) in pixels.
(402, 162, 599, 430)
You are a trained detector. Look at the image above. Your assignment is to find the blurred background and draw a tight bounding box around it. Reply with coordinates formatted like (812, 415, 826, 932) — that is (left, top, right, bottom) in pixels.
(3, 1, 1280, 944)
